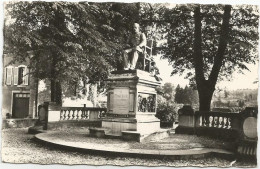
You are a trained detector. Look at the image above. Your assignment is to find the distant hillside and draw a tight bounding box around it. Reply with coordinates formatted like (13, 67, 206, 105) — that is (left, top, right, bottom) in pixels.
(212, 88, 258, 108)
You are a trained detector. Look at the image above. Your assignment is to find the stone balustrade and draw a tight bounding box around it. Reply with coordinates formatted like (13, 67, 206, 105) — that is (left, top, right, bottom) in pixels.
(176, 105, 258, 158)
(60, 107, 106, 121)
(194, 111, 241, 140)
(195, 111, 240, 130)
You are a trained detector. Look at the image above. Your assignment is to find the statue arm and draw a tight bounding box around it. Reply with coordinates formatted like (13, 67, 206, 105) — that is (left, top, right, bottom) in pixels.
(138, 33, 147, 48)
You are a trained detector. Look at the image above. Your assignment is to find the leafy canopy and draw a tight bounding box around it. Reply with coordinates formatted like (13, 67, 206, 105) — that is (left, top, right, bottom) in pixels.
(5, 2, 140, 86)
(156, 4, 259, 84)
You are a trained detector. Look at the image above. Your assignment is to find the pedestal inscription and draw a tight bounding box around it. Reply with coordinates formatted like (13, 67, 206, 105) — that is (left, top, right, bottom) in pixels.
(113, 88, 129, 114)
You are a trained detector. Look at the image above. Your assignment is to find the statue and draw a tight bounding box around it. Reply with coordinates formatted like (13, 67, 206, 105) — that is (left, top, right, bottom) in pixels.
(123, 23, 147, 70)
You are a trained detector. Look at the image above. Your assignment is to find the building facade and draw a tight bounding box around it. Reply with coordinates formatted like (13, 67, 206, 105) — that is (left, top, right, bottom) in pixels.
(2, 55, 37, 119)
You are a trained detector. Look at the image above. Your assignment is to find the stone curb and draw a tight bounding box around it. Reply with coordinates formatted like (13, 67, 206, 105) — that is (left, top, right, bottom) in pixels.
(34, 131, 235, 160)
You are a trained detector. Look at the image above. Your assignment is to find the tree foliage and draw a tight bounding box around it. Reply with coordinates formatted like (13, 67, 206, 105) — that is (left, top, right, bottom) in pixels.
(158, 4, 258, 81)
(175, 84, 199, 105)
(155, 4, 259, 110)
(4, 2, 140, 86)
(156, 82, 175, 101)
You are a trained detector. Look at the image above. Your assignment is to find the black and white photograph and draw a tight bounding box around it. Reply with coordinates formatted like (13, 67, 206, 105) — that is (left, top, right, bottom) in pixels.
(1, 0, 259, 168)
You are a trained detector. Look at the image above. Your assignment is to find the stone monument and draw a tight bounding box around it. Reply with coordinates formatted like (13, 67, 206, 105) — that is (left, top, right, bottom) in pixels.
(89, 23, 161, 142)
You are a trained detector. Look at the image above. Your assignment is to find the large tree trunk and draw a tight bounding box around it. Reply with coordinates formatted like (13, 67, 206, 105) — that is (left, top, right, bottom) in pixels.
(198, 86, 214, 111)
(50, 80, 62, 105)
(193, 5, 231, 111)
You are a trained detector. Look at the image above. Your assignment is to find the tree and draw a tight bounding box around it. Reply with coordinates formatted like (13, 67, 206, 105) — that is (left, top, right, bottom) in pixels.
(174, 84, 183, 104)
(162, 82, 175, 101)
(175, 85, 199, 105)
(158, 4, 259, 111)
(4, 2, 140, 104)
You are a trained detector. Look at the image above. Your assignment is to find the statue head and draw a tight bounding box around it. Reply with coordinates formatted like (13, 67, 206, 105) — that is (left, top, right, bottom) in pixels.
(133, 23, 140, 33)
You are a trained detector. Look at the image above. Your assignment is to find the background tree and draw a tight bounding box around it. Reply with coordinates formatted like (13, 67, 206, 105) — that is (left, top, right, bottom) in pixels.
(156, 4, 259, 111)
(162, 83, 175, 101)
(174, 84, 183, 104)
(175, 85, 199, 105)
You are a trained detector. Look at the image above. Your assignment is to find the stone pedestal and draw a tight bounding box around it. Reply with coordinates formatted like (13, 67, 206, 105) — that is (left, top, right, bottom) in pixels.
(175, 105, 195, 134)
(90, 69, 161, 142)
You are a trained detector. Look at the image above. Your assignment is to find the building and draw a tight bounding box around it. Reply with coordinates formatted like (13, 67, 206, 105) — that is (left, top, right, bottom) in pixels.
(2, 54, 37, 119)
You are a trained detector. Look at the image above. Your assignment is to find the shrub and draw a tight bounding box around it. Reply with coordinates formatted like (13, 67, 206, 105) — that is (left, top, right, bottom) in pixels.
(156, 95, 179, 122)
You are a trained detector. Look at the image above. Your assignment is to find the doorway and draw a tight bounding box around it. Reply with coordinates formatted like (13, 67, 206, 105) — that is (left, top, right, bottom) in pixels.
(12, 93, 30, 118)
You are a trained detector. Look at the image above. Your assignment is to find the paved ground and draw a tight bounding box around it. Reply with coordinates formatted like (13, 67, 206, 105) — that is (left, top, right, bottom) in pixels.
(1, 128, 257, 167)
(35, 129, 235, 156)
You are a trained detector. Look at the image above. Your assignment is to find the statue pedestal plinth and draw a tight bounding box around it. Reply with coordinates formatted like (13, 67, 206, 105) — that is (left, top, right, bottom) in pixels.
(89, 69, 161, 142)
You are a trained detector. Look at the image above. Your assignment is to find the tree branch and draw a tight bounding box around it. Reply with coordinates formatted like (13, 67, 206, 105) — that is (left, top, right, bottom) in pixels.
(209, 5, 232, 85)
(193, 5, 205, 85)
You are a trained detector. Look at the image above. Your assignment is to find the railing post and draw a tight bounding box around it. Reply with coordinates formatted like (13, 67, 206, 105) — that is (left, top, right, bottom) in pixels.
(175, 105, 195, 134)
(237, 107, 258, 158)
(37, 102, 49, 130)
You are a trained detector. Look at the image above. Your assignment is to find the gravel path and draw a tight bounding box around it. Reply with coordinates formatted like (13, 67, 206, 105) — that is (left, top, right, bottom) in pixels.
(1, 128, 256, 167)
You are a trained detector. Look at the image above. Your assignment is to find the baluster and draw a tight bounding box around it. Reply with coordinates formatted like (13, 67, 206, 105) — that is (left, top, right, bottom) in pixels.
(223, 117, 228, 129)
(199, 116, 202, 126)
(203, 115, 207, 127)
(60, 110, 63, 120)
(77, 110, 81, 120)
(87, 110, 90, 119)
(218, 116, 223, 128)
(209, 116, 213, 127)
(98, 111, 101, 118)
(76, 110, 79, 120)
(227, 117, 231, 129)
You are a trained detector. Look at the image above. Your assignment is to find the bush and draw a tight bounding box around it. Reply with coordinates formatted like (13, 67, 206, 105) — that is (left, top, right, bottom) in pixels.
(156, 95, 179, 122)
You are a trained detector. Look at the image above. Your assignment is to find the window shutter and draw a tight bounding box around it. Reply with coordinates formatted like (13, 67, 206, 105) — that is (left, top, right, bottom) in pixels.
(13, 67, 18, 85)
(24, 67, 29, 85)
(6, 67, 12, 85)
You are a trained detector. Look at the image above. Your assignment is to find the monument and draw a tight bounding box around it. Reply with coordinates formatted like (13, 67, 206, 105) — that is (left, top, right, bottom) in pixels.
(89, 23, 161, 142)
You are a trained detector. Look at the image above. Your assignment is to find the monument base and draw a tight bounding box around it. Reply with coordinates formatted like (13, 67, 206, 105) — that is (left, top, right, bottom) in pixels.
(89, 115, 160, 142)
(89, 69, 161, 142)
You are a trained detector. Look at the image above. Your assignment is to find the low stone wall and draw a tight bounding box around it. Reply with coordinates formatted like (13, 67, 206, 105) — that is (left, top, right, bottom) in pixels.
(2, 119, 38, 129)
(176, 105, 258, 158)
(47, 120, 102, 130)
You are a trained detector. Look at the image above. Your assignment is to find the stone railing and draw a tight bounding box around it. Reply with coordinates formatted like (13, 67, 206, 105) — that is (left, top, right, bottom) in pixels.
(195, 111, 240, 130)
(176, 105, 258, 157)
(194, 111, 241, 140)
(60, 107, 107, 121)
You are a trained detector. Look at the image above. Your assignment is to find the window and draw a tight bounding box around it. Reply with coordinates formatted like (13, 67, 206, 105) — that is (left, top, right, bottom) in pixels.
(5, 65, 29, 86)
(14, 65, 29, 86)
(18, 67, 26, 85)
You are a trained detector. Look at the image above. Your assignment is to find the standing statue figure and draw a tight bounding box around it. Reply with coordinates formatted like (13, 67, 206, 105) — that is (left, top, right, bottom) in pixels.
(123, 23, 147, 70)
